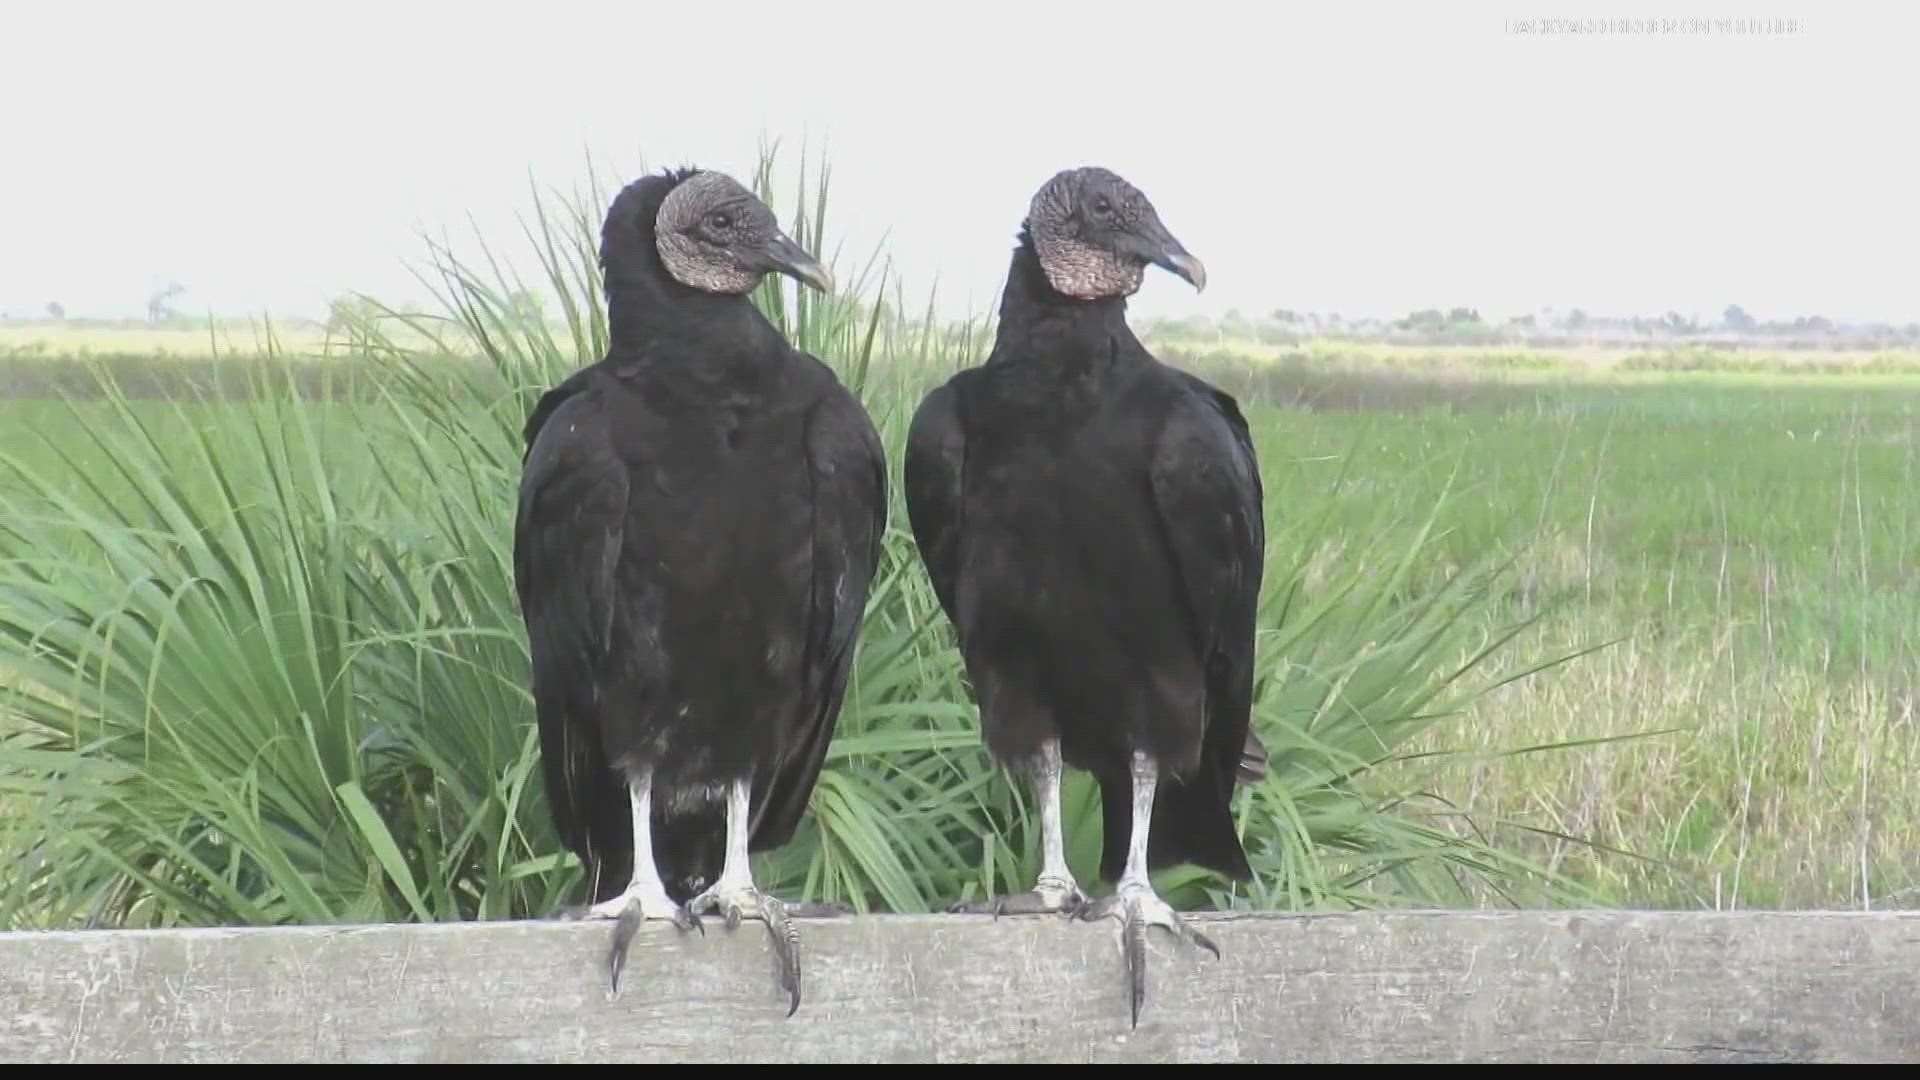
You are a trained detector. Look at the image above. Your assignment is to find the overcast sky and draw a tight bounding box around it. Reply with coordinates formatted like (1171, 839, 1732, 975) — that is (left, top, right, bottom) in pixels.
(3, 1, 1911, 327)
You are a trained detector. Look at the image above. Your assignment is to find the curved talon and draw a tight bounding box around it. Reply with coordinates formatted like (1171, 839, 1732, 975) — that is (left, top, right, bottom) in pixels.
(683, 885, 805, 1017)
(608, 904, 642, 994)
(1126, 908, 1148, 1030)
(1072, 897, 1113, 924)
(1077, 886, 1220, 1029)
(574, 886, 699, 997)
(762, 895, 801, 1018)
(1187, 924, 1221, 961)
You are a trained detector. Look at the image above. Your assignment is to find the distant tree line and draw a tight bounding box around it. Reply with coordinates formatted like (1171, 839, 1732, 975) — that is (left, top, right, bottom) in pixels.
(1141, 303, 1920, 351)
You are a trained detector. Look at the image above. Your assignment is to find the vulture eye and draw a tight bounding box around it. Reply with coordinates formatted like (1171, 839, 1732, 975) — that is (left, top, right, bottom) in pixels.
(708, 211, 733, 231)
(1090, 195, 1112, 217)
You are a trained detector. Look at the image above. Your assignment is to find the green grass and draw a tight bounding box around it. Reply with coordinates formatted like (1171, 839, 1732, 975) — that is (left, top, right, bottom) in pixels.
(1, 145, 1912, 932)
(1197, 372, 1920, 910)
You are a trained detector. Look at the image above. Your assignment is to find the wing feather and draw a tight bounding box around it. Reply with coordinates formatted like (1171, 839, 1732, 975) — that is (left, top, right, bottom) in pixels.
(513, 383, 634, 900)
(746, 381, 889, 849)
(902, 381, 966, 628)
(1149, 377, 1267, 793)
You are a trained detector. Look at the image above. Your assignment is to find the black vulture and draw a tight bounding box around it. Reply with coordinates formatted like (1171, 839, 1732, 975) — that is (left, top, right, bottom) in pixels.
(513, 166, 887, 1015)
(903, 166, 1268, 1028)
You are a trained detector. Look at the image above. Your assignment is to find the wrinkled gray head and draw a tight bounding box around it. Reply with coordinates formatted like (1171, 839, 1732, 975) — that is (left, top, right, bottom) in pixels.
(653, 170, 834, 296)
(1025, 166, 1206, 301)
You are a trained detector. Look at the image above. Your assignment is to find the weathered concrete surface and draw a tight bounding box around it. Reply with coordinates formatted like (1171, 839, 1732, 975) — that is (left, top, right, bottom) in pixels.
(2, 910, 1917, 1063)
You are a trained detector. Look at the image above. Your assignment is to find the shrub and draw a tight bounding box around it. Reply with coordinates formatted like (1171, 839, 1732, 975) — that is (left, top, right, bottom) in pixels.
(0, 145, 1600, 930)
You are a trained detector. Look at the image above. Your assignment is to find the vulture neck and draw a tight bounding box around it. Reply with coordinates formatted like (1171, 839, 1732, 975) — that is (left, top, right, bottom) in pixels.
(990, 231, 1138, 369)
(602, 258, 783, 381)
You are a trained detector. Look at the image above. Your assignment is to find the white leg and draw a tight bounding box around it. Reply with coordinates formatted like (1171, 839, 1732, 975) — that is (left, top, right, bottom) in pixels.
(692, 778, 756, 905)
(684, 778, 805, 1016)
(569, 770, 698, 997)
(1076, 750, 1221, 1030)
(1033, 739, 1086, 908)
(1118, 749, 1156, 890)
(950, 738, 1089, 915)
(585, 772, 681, 921)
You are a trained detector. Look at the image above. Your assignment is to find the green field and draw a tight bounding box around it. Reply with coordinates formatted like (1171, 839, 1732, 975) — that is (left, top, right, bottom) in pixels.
(1204, 361, 1920, 912)
(2, 162, 1915, 930)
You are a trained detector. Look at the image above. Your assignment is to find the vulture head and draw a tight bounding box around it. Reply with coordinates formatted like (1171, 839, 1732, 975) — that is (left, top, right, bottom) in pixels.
(604, 168, 835, 297)
(1024, 166, 1205, 301)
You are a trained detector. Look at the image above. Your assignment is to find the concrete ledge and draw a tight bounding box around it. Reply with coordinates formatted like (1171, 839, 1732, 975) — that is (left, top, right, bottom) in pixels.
(3, 910, 1918, 1062)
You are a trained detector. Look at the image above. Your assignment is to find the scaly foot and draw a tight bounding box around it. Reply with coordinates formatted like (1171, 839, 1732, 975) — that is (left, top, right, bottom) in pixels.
(1075, 882, 1220, 1029)
(556, 882, 700, 996)
(684, 883, 807, 1017)
(947, 874, 1089, 918)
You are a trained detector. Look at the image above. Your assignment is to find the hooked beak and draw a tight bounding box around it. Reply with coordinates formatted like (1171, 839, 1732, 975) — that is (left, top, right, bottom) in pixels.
(1156, 245, 1207, 294)
(755, 230, 835, 294)
(1134, 217, 1207, 293)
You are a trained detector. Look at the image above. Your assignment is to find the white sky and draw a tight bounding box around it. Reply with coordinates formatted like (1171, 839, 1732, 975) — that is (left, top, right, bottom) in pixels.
(2, 0, 1912, 327)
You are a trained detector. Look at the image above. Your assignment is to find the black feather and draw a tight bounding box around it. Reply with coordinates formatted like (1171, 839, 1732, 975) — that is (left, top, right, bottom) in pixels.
(904, 215, 1265, 887)
(515, 167, 886, 908)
